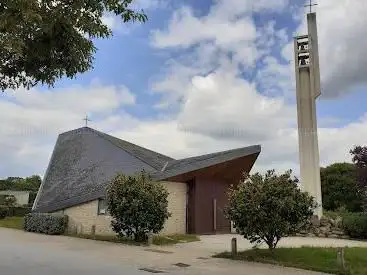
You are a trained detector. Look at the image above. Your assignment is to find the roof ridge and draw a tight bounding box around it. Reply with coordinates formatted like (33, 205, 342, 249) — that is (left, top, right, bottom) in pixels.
(107, 134, 174, 161)
(167, 145, 261, 168)
(154, 145, 261, 181)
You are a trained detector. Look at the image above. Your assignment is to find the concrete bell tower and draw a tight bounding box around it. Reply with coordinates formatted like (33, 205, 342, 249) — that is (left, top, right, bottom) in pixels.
(294, 11, 323, 217)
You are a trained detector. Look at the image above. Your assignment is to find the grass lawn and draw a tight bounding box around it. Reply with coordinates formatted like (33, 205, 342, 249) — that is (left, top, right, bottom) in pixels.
(214, 247, 367, 275)
(66, 233, 200, 246)
(0, 217, 23, 230)
(324, 210, 347, 219)
(0, 218, 200, 246)
(152, 234, 200, 245)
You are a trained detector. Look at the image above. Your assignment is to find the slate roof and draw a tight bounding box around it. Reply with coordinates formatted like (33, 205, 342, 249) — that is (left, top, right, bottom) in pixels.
(152, 145, 261, 181)
(91, 129, 174, 170)
(33, 127, 261, 213)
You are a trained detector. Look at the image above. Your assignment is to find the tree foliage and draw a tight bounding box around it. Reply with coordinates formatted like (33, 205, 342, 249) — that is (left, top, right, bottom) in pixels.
(226, 170, 316, 250)
(350, 146, 367, 210)
(0, 175, 41, 191)
(321, 163, 363, 212)
(351, 146, 367, 168)
(4, 195, 17, 206)
(0, 0, 147, 91)
(106, 171, 170, 242)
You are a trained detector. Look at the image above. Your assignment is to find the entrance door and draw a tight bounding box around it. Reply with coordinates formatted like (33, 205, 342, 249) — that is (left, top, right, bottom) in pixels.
(186, 179, 195, 234)
(215, 201, 231, 233)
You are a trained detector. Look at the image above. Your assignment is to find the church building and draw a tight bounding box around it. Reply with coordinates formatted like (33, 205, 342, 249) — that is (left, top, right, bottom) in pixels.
(33, 127, 261, 235)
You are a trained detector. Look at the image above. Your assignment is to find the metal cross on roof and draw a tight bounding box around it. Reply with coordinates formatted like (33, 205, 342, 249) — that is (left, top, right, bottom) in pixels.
(83, 115, 91, 127)
(305, 0, 318, 13)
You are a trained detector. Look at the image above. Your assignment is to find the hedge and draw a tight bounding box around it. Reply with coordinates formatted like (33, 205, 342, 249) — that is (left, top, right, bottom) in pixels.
(0, 206, 8, 219)
(342, 212, 367, 239)
(0, 195, 7, 205)
(7, 206, 31, 217)
(24, 213, 68, 235)
(28, 192, 37, 205)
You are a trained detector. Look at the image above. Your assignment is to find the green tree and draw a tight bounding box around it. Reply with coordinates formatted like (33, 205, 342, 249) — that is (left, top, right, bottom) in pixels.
(106, 171, 170, 242)
(226, 170, 316, 251)
(23, 175, 42, 191)
(0, 175, 41, 191)
(0, 0, 147, 91)
(350, 146, 367, 210)
(321, 163, 363, 212)
(4, 195, 17, 206)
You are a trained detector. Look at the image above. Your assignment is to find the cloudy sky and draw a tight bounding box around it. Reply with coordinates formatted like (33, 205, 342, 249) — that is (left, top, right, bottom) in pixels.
(1, 0, 366, 178)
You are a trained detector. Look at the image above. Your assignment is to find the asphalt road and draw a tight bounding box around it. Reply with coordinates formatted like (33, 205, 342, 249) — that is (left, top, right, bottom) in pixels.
(0, 230, 145, 275)
(1, 228, 344, 275)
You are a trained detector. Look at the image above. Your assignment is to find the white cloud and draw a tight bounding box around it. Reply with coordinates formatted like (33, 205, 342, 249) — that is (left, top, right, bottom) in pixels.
(315, 0, 367, 97)
(101, 0, 167, 33)
(151, 0, 294, 108)
(278, 0, 367, 98)
(3, 0, 367, 183)
(101, 14, 122, 32)
(1, 80, 366, 180)
(144, 0, 367, 178)
(133, 0, 168, 10)
(253, 0, 367, 100)
(152, 7, 257, 50)
(178, 71, 295, 143)
(0, 82, 137, 177)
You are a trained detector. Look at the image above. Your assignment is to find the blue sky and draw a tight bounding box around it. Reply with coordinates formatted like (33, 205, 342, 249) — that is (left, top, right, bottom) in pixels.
(1, 0, 367, 178)
(54, 0, 367, 122)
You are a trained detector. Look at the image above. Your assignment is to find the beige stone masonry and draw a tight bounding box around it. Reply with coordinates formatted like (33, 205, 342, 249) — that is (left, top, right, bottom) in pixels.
(56, 181, 187, 236)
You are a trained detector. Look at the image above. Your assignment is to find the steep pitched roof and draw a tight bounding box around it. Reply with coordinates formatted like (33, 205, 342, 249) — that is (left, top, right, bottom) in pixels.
(33, 127, 174, 213)
(92, 129, 174, 170)
(33, 127, 261, 213)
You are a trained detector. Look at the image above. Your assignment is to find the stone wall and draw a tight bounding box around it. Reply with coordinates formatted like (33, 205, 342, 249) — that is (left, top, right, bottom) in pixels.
(159, 181, 187, 235)
(56, 181, 187, 236)
(295, 216, 349, 239)
(0, 190, 30, 205)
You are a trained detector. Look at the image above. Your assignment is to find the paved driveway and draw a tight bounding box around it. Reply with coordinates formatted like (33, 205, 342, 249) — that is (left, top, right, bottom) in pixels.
(0, 229, 145, 275)
(0, 228, 335, 275)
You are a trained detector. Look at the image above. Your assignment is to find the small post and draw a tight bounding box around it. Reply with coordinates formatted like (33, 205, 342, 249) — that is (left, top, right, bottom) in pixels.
(231, 237, 237, 258)
(336, 247, 346, 274)
(91, 225, 96, 239)
(147, 232, 154, 246)
(77, 224, 83, 235)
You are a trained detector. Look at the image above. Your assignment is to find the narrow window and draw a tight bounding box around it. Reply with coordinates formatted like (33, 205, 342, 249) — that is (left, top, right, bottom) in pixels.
(97, 199, 107, 215)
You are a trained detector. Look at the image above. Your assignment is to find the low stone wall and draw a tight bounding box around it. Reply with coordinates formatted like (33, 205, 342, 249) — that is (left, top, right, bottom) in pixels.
(295, 216, 350, 239)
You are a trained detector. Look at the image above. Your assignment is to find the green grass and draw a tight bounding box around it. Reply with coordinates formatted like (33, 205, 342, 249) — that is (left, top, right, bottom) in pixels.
(0, 217, 23, 230)
(66, 233, 200, 246)
(324, 211, 348, 219)
(66, 233, 149, 246)
(214, 247, 367, 275)
(0, 217, 200, 247)
(152, 234, 200, 245)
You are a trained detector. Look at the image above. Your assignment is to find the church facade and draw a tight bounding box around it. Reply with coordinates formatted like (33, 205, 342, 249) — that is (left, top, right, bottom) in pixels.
(33, 127, 261, 235)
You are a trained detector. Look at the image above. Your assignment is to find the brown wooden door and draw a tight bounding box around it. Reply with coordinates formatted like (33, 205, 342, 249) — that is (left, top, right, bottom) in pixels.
(215, 203, 230, 233)
(186, 179, 195, 234)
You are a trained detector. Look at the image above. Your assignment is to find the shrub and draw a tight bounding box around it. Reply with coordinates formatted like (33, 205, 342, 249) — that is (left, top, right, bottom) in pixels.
(321, 163, 363, 212)
(0, 206, 8, 219)
(4, 195, 17, 206)
(106, 171, 170, 242)
(7, 207, 31, 217)
(226, 170, 317, 250)
(28, 192, 37, 206)
(342, 213, 367, 239)
(0, 194, 7, 205)
(24, 213, 68, 235)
